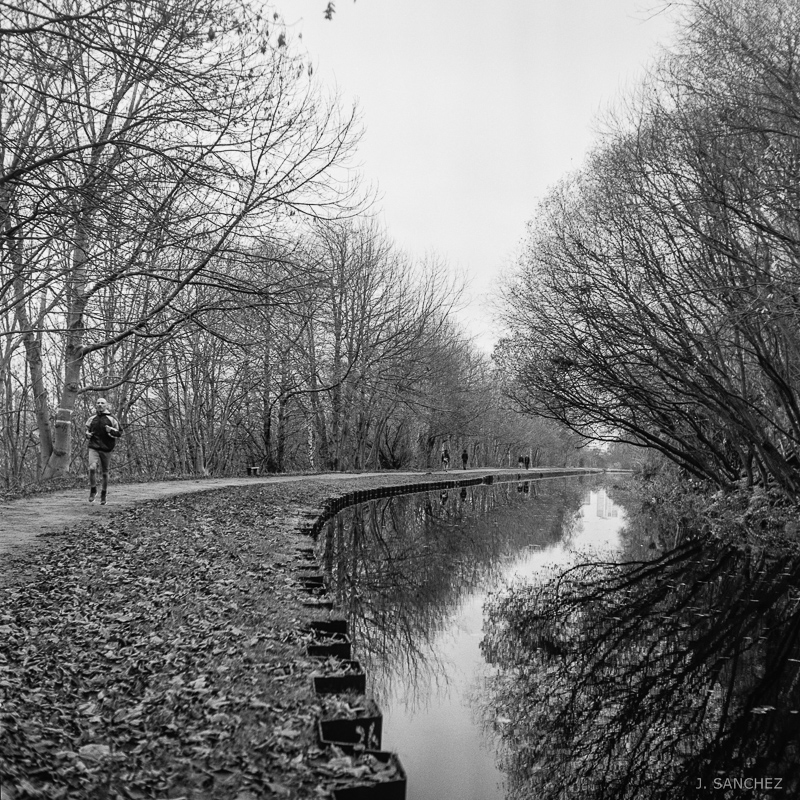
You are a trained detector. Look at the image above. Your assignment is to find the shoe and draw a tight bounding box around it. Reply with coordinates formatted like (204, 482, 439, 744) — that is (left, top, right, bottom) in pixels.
(100, 494, 107, 505)
(89, 489, 97, 503)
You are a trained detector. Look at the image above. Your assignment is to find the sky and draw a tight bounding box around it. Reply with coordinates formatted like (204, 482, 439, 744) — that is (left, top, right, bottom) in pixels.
(279, 0, 678, 350)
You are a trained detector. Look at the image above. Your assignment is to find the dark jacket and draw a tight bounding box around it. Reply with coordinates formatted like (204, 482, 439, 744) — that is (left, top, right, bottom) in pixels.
(86, 413, 122, 452)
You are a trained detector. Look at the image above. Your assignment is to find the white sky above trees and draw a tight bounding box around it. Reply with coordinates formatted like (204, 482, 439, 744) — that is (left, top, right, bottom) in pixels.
(280, 0, 677, 350)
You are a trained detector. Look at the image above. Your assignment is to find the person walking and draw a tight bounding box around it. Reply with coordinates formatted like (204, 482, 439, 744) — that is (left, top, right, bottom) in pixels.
(441, 447, 450, 472)
(85, 398, 123, 505)
(461, 448, 468, 470)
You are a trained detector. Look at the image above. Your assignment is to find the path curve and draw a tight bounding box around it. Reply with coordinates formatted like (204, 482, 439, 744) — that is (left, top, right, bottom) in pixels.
(0, 467, 603, 565)
(0, 471, 424, 559)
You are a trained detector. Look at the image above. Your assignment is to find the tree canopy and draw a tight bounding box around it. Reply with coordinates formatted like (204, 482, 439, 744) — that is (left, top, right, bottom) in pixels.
(498, 0, 800, 497)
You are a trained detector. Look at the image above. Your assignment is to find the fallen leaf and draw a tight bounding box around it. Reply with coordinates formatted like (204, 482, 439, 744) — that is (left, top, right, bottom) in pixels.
(78, 743, 111, 761)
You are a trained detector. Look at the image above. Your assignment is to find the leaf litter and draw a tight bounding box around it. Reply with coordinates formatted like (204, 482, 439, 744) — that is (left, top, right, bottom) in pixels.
(0, 479, 412, 799)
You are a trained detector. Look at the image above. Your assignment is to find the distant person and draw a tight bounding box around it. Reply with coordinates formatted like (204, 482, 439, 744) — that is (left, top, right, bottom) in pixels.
(85, 398, 123, 505)
(524, 455, 530, 470)
(518, 455, 525, 469)
(441, 448, 450, 472)
(461, 449, 468, 470)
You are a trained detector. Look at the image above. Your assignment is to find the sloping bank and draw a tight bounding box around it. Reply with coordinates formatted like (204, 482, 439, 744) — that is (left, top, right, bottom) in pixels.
(0, 469, 598, 799)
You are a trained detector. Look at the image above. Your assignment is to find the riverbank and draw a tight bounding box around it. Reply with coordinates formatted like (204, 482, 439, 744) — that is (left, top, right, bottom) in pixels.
(0, 468, 600, 565)
(0, 469, 599, 799)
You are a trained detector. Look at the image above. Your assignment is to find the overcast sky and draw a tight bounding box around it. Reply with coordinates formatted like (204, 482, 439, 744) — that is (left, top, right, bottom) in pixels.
(280, 0, 678, 350)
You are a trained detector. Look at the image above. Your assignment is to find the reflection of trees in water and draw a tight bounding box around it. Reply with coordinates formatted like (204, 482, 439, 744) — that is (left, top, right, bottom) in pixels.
(481, 537, 800, 799)
(319, 479, 590, 707)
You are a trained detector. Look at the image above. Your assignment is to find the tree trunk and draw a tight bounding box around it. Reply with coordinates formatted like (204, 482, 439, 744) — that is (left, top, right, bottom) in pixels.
(43, 339, 84, 478)
(10, 236, 53, 467)
(42, 137, 100, 478)
(276, 394, 287, 472)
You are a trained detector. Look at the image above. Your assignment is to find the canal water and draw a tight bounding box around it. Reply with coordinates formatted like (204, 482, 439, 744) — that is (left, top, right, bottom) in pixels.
(317, 476, 800, 800)
(317, 476, 625, 799)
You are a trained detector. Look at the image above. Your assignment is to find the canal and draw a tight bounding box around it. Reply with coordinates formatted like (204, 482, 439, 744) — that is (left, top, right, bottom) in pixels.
(316, 476, 800, 799)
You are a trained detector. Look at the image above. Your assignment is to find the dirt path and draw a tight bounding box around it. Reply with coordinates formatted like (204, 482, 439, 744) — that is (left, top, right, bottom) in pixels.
(0, 466, 601, 572)
(0, 471, 432, 559)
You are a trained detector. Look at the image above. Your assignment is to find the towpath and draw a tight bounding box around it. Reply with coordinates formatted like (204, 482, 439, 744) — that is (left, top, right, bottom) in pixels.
(0, 466, 600, 564)
(0, 472, 405, 558)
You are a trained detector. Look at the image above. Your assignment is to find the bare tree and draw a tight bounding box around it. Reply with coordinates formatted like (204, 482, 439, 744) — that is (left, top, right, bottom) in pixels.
(0, 0, 360, 479)
(499, 0, 800, 496)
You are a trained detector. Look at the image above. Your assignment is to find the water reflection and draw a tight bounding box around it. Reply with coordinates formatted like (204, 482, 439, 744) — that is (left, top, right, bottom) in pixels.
(318, 477, 611, 800)
(481, 515, 800, 799)
(319, 481, 800, 797)
(319, 480, 590, 705)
